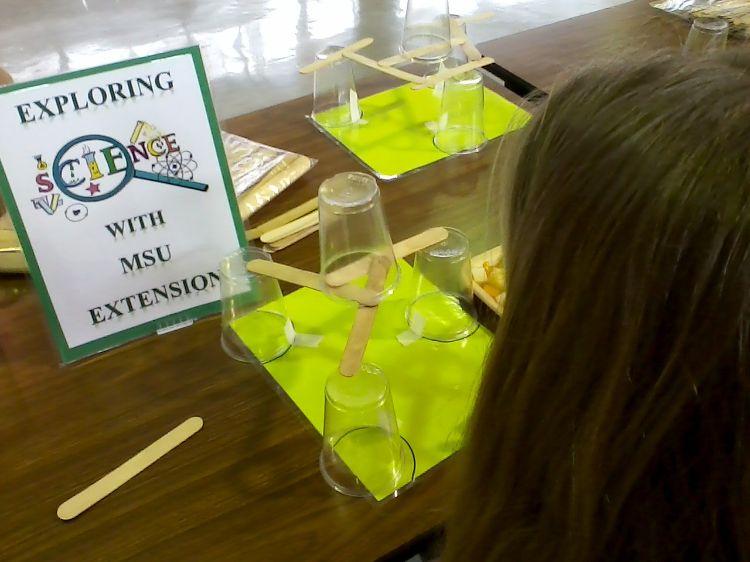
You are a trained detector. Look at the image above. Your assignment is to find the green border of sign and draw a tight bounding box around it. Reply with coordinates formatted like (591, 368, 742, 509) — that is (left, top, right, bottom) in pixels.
(0, 46, 247, 363)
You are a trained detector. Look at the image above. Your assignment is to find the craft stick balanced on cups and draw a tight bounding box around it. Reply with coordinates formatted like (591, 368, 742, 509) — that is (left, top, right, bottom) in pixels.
(244, 227, 450, 307)
(300, 39, 426, 89)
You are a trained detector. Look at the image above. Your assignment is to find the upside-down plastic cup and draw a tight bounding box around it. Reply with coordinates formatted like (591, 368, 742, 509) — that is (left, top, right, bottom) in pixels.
(433, 69, 487, 155)
(220, 247, 292, 364)
(406, 227, 478, 342)
(684, 17, 729, 55)
(312, 45, 362, 128)
(320, 363, 411, 498)
(401, 0, 451, 63)
(318, 172, 399, 302)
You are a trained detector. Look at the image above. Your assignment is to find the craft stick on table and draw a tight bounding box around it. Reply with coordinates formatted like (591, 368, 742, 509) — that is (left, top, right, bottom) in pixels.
(338, 255, 391, 377)
(246, 196, 318, 241)
(57, 417, 203, 521)
(260, 211, 319, 244)
(247, 259, 379, 306)
(412, 57, 495, 90)
(299, 38, 375, 74)
(266, 224, 319, 252)
(325, 227, 449, 287)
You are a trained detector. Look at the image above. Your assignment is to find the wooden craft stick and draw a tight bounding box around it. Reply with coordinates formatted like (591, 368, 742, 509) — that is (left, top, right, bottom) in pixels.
(247, 259, 379, 306)
(454, 11, 495, 25)
(246, 197, 318, 241)
(299, 38, 375, 74)
(450, 18, 482, 61)
(57, 417, 203, 521)
(393, 226, 450, 259)
(325, 227, 449, 287)
(412, 57, 494, 90)
(267, 224, 319, 252)
(247, 259, 319, 290)
(377, 38, 465, 67)
(338, 256, 391, 377)
(260, 211, 319, 244)
(343, 51, 426, 84)
(461, 40, 483, 62)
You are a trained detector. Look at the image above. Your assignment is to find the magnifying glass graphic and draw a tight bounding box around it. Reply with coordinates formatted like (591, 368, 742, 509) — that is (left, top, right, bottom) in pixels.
(52, 134, 209, 203)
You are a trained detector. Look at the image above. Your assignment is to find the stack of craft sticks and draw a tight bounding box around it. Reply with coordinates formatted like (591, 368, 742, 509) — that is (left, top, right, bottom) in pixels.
(247, 196, 319, 252)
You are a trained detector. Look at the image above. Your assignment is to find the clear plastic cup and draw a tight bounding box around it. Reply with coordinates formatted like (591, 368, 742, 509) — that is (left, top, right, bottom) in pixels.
(406, 227, 478, 342)
(220, 247, 292, 364)
(312, 46, 362, 128)
(684, 17, 729, 55)
(401, 0, 451, 63)
(320, 364, 411, 498)
(433, 69, 487, 155)
(318, 172, 399, 302)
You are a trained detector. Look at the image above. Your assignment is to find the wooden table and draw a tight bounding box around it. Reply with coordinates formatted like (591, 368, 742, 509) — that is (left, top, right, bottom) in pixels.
(481, 0, 687, 95)
(0, 2, 686, 560)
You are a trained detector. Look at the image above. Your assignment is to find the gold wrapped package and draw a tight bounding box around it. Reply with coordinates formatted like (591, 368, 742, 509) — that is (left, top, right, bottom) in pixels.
(222, 131, 316, 221)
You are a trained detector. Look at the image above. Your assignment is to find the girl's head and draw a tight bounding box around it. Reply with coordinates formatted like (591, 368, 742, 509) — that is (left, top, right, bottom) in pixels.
(447, 52, 750, 562)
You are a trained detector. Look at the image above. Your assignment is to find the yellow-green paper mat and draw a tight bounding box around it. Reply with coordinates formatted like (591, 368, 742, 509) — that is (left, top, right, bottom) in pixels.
(313, 82, 530, 179)
(232, 261, 492, 500)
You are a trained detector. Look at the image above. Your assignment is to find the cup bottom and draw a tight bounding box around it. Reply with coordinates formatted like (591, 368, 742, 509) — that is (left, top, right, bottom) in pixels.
(406, 292, 478, 342)
(433, 126, 487, 155)
(221, 310, 292, 364)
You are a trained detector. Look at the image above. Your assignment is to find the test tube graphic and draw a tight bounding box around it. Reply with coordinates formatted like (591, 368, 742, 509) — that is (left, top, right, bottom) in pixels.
(34, 154, 48, 171)
(81, 145, 104, 180)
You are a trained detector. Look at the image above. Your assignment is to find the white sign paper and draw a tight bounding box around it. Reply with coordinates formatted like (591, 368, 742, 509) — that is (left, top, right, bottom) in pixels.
(0, 47, 245, 362)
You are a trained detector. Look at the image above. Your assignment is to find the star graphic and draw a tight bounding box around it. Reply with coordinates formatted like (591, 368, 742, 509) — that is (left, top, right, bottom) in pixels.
(86, 182, 100, 195)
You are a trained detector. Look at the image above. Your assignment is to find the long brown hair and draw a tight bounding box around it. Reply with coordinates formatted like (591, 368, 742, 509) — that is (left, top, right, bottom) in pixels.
(445, 52, 750, 562)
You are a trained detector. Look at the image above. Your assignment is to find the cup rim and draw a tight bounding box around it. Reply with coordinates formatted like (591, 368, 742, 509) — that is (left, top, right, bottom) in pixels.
(433, 127, 488, 155)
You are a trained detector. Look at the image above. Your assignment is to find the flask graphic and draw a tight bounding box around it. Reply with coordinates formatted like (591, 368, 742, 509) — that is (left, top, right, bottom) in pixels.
(33, 154, 48, 171)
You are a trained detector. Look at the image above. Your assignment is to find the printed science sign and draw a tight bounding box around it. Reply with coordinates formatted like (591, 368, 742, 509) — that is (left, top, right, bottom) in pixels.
(0, 47, 245, 363)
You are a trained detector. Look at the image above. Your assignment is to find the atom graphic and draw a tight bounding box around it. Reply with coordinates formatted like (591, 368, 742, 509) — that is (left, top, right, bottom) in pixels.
(152, 150, 198, 180)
